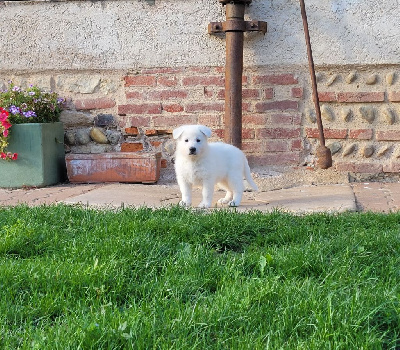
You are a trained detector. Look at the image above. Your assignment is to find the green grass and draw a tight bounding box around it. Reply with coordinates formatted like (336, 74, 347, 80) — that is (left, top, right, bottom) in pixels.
(0, 204, 399, 349)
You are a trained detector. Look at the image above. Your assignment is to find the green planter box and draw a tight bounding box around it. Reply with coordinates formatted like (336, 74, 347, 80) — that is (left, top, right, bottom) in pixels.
(0, 122, 66, 188)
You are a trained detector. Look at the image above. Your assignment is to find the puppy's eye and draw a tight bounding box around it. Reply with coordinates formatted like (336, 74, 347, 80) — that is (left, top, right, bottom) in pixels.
(196, 139, 201, 143)
(185, 139, 189, 142)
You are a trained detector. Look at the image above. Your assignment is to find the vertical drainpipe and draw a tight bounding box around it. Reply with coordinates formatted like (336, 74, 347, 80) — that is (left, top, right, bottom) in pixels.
(224, 2, 246, 149)
(209, 0, 267, 149)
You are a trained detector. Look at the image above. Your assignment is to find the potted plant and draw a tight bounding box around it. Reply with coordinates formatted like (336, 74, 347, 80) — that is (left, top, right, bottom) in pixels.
(0, 82, 67, 188)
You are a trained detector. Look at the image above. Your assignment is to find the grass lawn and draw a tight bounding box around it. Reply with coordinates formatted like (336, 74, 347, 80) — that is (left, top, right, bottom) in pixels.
(0, 204, 399, 349)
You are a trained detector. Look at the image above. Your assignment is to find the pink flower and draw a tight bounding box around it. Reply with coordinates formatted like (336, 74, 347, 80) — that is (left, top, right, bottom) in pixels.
(0, 108, 9, 121)
(3, 129, 8, 137)
(1, 119, 11, 130)
(0, 153, 6, 159)
(11, 153, 18, 160)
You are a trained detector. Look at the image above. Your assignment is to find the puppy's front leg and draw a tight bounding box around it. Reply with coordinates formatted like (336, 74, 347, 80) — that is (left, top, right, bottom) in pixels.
(198, 180, 214, 208)
(178, 179, 192, 207)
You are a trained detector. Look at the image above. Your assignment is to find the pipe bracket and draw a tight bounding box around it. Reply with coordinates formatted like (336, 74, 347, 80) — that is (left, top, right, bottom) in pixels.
(208, 20, 267, 35)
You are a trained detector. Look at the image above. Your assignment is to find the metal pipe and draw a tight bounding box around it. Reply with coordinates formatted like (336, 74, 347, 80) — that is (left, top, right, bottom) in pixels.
(209, 0, 266, 149)
(224, 2, 245, 148)
(299, 0, 332, 169)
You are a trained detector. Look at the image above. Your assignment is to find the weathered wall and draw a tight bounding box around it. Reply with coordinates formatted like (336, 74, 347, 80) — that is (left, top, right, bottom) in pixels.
(1, 0, 400, 180)
(2, 0, 400, 68)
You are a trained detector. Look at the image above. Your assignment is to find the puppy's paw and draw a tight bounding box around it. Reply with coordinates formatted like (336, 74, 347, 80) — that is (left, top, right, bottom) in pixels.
(179, 200, 191, 207)
(198, 201, 211, 209)
(217, 198, 230, 205)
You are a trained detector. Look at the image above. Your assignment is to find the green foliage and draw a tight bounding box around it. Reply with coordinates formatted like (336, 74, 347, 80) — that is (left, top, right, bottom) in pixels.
(0, 82, 65, 124)
(0, 205, 399, 349)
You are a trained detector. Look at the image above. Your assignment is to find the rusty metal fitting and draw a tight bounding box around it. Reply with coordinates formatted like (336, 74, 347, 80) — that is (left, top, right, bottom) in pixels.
(316, 145, 333, 169)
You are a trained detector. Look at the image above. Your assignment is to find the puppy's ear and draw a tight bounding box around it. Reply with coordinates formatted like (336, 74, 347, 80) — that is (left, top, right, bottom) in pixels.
(173, 126, 185, 139)
(199, 125, 212, 138)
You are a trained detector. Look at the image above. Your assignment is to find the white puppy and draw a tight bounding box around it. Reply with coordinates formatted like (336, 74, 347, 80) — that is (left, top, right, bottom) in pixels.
(173, 124, 258, 208)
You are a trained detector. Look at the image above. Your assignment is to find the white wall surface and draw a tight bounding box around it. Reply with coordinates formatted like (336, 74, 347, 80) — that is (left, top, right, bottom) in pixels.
(0, 0, 399, 71)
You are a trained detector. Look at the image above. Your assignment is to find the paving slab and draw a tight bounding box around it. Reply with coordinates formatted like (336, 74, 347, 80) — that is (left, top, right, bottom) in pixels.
(256, 184, 356, 213)
(351, 182, 400, 213)
(61, 183, 357, 213)
(63, 184, 182, 208)
(0, 184, 102, 206)
(4, 181, 400, 213)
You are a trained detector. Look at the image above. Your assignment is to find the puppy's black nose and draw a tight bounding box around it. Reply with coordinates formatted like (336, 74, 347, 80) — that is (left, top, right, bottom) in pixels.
(189, 147, 196, 155)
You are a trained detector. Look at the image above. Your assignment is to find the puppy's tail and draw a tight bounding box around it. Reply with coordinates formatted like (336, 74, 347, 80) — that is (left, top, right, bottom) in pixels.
(244, 159, 258, 191)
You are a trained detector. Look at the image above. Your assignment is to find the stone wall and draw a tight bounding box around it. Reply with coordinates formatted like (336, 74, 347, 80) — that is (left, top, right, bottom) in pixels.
(2, 0, 400, 181)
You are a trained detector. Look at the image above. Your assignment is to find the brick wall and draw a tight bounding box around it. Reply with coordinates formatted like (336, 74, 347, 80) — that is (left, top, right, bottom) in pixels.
(4, 64, 400, 179)
(117, 66, 304, 169)
(305, 68, 400, 175)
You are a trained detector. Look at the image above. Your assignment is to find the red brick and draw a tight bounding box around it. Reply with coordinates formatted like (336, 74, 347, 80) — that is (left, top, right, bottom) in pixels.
(161, 159, 168, 168)
(185, 102, 224, 113)
(125, 127, 139, 136)
(124, 75, 156, 87)
(145, 129, 158, 136)
(118, 103, 162, 115)
(383, 163, 400, 172)
(126, 91, 143, 100)
(122, 116, 150, 128)
(318, 92, 336, 102)
(325, 129, 348, 139)
(121, 142, 143, 152)
(248, 152, 301, 166)
(75, 98, 116, 111)
(349, 129, 373, 140)
(376, 130, 400, 141)
(153, 115, 197, 127)
(354, 163, 383, 173)
(292, 114, 302, 125)
(204, 88, 214, 98)
(265, 139, 290, 152)
(198, 114, 221, 126)
(217, 90, 225, 100)
(162, 104, 184, 113)
(335, 162, 383, 173)
(148, 90, 188, 100)
(306, 128, 347, 139)
(218, 89, 260, 99)
(292, 87, 303, 98)
(291, 139, 303, 151)
(242, 129, 255, 139)
(337, 92, 384, 103)
(255, 100, 298, 112)
(150, 141, 162, 148)
(253, 74, 298, 85)
(182, 76, 224, 86)
(242, 141, 262, 153)
(243, 114, 268, 125)
(258, 127, 301, 139)
(157, 76, 178, 87)
(335, 162, 355, 172)
(270, 113, 295, 125)
(213, 128, 224, 139)
(156, 129, 173, 135)
(242, 102, 251, 112)
(388, 91, 400, 102)
(121, 116, 151, 128)
(264, 88, 274, 99)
